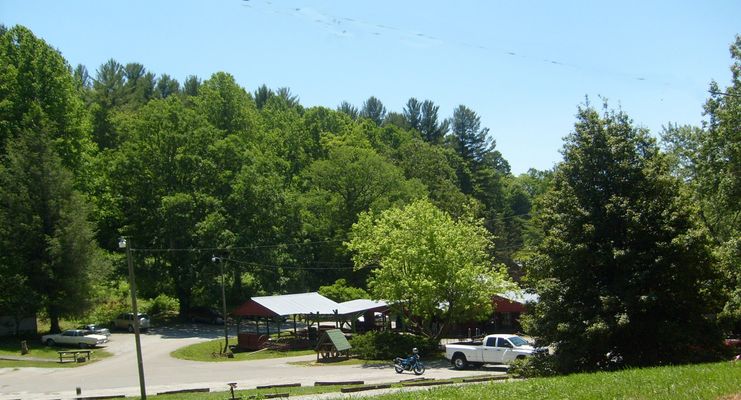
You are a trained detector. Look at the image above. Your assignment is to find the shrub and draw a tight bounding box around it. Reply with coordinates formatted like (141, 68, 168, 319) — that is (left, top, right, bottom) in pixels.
(509, 352, 558, 378)
(143, 294, 179, 318)
(349, 331, 438, 360)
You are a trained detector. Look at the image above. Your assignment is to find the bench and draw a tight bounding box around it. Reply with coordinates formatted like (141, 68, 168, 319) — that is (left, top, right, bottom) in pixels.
(57, 350, 93, 363)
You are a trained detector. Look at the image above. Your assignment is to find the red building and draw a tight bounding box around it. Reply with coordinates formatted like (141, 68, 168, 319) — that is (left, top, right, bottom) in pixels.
(452, 292, 538, 338)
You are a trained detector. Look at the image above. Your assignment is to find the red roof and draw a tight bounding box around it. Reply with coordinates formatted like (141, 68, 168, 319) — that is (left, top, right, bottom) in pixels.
(232, 299, 281, 317)
(492, 295, 526, 313)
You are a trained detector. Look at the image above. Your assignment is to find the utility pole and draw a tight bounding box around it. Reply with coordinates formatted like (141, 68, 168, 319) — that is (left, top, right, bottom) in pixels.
(213, 256, 230, 354)
(119, 237, 146, 400)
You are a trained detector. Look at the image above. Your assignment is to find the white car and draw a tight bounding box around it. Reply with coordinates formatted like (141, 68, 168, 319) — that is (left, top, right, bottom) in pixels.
(445, 334, 541, 369)
(113, 313, 150, 332)
(42, 329, 109, 348)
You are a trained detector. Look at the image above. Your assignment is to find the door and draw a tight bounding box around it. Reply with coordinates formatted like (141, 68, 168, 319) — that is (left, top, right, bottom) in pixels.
(482, 337, 504, 363)
(59, 331, 76, 345)
(497, 338, 515, 362)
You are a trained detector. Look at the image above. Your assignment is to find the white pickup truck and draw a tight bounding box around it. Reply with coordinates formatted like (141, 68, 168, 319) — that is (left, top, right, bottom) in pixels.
(445, 334, 539, 369)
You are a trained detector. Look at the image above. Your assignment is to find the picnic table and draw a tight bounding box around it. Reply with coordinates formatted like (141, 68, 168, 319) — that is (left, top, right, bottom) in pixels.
(57, 349, 92, 363)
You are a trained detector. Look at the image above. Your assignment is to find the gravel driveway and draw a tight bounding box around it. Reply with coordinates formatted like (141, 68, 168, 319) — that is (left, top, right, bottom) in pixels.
(0, 325, 502, 400)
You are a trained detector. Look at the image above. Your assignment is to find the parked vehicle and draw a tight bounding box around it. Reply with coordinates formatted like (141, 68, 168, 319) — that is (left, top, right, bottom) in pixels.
(445, 334, 541, 369)
(724, 335, 741, 348)
(42, 329, 108, 348)
(113, 313, 150, 332)
(80, 324, 111, 337)
(393, 348, 425, 375)
(186, 306, 224, 324)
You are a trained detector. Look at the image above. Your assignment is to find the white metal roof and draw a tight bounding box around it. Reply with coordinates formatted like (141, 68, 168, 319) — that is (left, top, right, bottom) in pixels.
(499, 291, 540, 304)
(336, 299, 388, 315)
(251, 292, 340, 316)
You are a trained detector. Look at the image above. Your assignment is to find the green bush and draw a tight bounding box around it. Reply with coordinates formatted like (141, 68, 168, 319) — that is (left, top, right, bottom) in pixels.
(509, 352, 558, 378)
(82, 280, 132, 325)
(349, 331, 438, 360)
(143, 294, 179, 318)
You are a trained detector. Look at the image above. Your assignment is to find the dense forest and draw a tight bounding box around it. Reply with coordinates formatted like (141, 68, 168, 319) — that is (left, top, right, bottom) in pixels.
(0, 23, 738, 367)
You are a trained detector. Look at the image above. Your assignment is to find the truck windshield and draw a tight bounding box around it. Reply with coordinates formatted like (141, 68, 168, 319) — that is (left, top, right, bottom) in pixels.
(508, 336, 529, 346)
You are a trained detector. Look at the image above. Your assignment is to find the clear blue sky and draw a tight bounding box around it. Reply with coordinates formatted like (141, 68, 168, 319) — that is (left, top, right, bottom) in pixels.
(3, 0, 739, 174)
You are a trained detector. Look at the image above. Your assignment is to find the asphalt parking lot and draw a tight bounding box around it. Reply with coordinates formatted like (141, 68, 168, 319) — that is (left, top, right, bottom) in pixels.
(0, 324, 503, 400)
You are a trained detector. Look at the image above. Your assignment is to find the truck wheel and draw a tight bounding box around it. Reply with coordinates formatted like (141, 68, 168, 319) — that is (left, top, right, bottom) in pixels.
(452, 354, 468, 370)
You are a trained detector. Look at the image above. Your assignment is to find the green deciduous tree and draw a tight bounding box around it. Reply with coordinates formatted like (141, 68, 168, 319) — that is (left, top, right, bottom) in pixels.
(109, 96, 226, 314)
(347, 199, 514, 339)
(0, 25, 95, 180)
(299, 141, 425, 287)
(318, 278, 368, 303)
(662, 36, 741, 332)
(524, 103, 720, 372)
(394, 138, 469, 217)
(196, 72, 257, 135)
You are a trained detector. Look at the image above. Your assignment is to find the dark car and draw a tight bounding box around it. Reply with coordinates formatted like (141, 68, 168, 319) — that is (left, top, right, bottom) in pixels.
(80, 323, 111, 337)
(187, 306, 224, 324)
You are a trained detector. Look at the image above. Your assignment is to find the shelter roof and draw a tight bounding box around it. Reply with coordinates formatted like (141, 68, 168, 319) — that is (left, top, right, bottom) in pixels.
(499, 291, 539, 304)
(336, 299, 388, 315)
(232, 292, 339, 317)
(316, 329, 352, 352)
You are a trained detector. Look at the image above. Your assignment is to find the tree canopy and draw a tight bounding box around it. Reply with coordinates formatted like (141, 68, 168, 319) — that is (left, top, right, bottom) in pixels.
(523, 103, 720, 372)
(347, 199, 514, 339)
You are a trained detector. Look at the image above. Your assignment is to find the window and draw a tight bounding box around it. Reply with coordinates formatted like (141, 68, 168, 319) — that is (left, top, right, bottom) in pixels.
(497, 338, 513, 348)
(485, 337, 497, 347)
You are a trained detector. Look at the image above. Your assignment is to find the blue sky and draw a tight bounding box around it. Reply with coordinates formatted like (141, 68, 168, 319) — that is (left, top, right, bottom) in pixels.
(3, 0, 739, 174)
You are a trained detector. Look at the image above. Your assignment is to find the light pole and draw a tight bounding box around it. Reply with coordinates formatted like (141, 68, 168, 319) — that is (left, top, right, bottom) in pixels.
(212, 256, 230, 354)
(119, 237, 147, 400)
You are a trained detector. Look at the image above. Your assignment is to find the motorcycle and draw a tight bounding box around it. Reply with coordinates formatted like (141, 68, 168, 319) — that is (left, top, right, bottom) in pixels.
(393, 353, 425, 375)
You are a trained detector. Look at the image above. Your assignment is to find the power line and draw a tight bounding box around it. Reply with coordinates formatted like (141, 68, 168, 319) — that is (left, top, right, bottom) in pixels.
(130, 239, 345, 253)
(218, 257, 356, 270)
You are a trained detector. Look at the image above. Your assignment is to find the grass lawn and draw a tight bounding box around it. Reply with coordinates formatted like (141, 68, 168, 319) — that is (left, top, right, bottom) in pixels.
(288, 357, 389, 367)
(170, 337, 315, 362)
(374, 361, 741, 400)
(134, 361, 739, 400)
(0, 335, 113, 367)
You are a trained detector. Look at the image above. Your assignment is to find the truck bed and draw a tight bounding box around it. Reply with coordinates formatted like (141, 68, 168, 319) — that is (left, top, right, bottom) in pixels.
(447, 340, 483, 346)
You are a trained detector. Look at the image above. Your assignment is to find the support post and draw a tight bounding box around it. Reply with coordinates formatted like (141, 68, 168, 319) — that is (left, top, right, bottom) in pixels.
(121, 237, 146, 400)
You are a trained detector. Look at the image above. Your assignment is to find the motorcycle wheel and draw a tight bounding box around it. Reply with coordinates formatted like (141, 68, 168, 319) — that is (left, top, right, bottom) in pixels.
(394, 364, 404, 373)
(413, 363, 425, 375)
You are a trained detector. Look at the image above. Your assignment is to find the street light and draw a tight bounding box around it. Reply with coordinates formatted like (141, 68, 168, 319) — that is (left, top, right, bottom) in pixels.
(119, 237, 147, 400)
(212, 256, 230, 354)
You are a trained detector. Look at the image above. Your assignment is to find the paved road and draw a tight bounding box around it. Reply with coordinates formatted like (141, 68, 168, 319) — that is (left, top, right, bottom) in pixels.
(0, 325, 503, 400)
